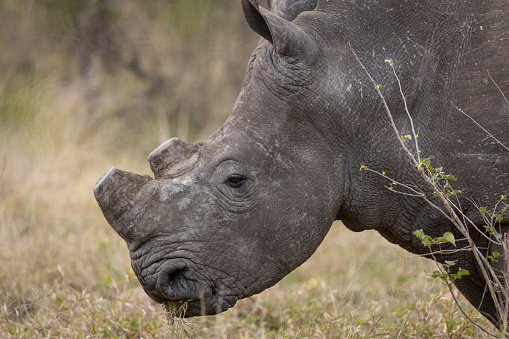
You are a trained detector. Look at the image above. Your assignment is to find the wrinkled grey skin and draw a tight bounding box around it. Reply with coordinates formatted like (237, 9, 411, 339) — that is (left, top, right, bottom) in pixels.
(95, 0, 509, 327)
(267, 0, 317, 21)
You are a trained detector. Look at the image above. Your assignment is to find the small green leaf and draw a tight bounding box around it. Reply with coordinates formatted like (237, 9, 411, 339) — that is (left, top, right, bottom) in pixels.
(442, 232, 456, 247)
(457, 268, 470, 276)
(413, 229, 425, 240)
(479, 206, 488, 214)
(493, 252, 501, 258)
(446, 175, 457, 181)
(426, 271, 443, 279)
(495, 214, 504, 222)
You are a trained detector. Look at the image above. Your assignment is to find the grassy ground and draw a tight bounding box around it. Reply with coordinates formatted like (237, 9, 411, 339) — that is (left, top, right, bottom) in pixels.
(0, 1, 501, 338)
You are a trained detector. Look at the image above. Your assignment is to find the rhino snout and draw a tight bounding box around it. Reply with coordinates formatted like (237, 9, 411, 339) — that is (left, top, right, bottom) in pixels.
(148, 262, 220, 316)
(155, 263, 205, 302)
(94, 167, 154, 241)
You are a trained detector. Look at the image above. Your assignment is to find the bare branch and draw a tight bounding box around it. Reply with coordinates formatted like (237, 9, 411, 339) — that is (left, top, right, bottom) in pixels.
(349, 43, 418, 166)
(451, 102, 509, 152)
(487, 70, 509, 108)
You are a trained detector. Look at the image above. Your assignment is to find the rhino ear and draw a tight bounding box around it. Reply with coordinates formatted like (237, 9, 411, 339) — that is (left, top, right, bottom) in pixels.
(242, 0, 318, 62)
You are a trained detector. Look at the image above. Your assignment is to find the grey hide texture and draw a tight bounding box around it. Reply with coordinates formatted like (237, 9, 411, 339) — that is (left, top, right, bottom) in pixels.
(95, 0, 509, 328)
(267, 0, 318, 21)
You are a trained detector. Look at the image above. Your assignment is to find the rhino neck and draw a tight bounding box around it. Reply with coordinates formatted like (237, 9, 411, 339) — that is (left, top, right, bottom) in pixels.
(314, 0, 508, 251)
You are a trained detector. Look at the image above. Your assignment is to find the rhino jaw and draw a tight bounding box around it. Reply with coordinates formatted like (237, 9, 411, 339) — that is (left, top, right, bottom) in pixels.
(94, 167, 154, 243)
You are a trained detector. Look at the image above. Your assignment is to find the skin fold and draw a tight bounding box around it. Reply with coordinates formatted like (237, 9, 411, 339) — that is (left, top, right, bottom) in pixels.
(95, 0, 509, 327)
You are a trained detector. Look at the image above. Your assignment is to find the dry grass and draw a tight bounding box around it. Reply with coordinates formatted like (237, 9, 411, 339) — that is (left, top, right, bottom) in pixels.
(0, 106, 497, 336)
(0, 1, 500, 337)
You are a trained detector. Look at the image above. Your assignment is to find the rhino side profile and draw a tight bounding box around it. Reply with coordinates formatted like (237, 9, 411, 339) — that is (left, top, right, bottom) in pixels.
(94, 0, 509, 328)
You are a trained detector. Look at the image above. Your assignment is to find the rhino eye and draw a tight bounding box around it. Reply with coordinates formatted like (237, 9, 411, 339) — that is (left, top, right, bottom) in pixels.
(226, 174, 246, 188)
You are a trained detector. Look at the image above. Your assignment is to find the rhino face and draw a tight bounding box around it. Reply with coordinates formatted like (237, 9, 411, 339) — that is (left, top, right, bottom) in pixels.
(94, 0, 342, 316)
(95, 133, 339, 316)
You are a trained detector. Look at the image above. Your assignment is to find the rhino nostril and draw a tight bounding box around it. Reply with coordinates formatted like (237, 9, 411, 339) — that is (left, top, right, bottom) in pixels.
(167, 270, 192, 300)
(162, 269, 197, 302)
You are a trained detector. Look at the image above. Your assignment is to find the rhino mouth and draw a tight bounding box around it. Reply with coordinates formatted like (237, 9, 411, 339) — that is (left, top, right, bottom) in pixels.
(147, 262, 237, 316)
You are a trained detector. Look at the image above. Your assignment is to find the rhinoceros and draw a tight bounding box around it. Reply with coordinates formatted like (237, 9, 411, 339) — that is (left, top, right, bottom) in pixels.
(94, 0, 509, 328)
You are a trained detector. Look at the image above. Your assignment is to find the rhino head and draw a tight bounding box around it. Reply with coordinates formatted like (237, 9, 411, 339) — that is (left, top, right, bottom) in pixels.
(95, 0, 343, 316)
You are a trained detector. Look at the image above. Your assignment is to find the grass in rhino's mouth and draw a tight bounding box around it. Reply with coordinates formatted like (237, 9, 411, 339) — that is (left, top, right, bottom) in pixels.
(162, 301, 194, 338)
(163, 300, 188, 321)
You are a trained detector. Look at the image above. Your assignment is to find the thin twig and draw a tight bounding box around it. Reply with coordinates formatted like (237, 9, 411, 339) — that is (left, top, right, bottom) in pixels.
(428, 251, 498, 337)
(445, 276, 498, 337)
(390, 64, 421, 161)
(402, 248, 472, 260)
(487, 70, 509, 107)
(451, 102, 509, 152)
(348, 43, 418, 166)
(361, 166, 424, 197)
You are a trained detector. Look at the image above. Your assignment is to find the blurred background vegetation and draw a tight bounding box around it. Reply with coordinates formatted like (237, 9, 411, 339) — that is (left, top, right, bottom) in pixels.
(0, 0, 258, 146)
(0, 0, 496, 337)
